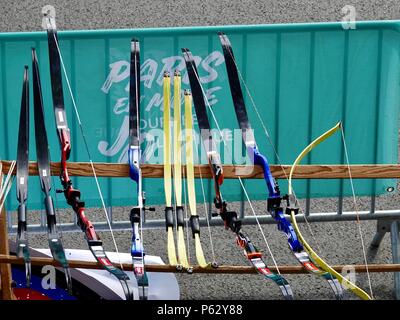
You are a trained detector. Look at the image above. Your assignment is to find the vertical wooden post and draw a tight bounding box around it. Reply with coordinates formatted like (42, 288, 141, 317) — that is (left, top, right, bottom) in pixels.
(0, 206, 15, 300)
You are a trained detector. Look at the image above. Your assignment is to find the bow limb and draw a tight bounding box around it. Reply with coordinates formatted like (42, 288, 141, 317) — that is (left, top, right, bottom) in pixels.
(184, 90, 209, 268)
(288, 122, 341, 194)
(288, 121, 372, 300)
(163, 72, 178, 267)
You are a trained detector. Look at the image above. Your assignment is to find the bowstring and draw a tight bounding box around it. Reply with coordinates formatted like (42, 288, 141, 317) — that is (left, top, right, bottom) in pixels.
(0, 161, 15, 202)
(340, 126, 374, 298)
(0, 161, 3, 190)
(192, 130, 217, 263)
(0, 161, 15, 204)
(52, 32, 124, 271)
(226, 44, 373, 297)
(181, 144, 192, 266)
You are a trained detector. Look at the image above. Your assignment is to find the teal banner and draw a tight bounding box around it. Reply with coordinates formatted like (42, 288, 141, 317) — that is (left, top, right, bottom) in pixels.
(1, 21, 399, 210)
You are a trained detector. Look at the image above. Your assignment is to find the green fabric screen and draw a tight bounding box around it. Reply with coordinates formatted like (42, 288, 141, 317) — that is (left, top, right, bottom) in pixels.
(0, 20, 399, 210)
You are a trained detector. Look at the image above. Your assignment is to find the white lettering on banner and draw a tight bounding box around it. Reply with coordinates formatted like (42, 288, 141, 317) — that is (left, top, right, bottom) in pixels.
(141, 59, 158, 88)
(155, 56, 186, 86)
(101, 61, 130, 94)
(98, 51, 224, 163)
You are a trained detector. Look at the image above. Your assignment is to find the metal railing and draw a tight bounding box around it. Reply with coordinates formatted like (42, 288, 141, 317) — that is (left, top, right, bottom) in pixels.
(3, 161, 400, 299)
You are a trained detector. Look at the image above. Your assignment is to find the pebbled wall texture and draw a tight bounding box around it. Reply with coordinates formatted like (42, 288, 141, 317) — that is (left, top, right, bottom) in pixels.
(0, 1, 400, 31)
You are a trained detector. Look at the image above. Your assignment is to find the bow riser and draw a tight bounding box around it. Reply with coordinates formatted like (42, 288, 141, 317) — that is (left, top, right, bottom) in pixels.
(128, 146, 141, 185)
(44, 14, 134, 300)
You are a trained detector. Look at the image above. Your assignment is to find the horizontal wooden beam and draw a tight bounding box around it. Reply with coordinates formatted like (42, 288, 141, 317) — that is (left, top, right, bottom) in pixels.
(1, 254, 399, 274)
(1, 161, 400, 179)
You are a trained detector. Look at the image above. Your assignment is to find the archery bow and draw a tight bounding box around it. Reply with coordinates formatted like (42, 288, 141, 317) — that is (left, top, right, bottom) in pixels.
(184, 89, 210, 268)
(173, 71, 190, 270)
(218, 32, 343, 299)
(44, 15, 133, 300)
(15, 66, 31, 287)
(182, 48, 293, 300)
(287, 122, 373, 300)
(163, 71, 178, 266)
(32, 48, 72, 294)
(128, 38, 154, 300)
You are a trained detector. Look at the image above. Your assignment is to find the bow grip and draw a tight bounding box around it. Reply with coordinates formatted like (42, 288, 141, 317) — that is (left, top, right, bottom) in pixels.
(251, 146, 279, 197)
(60, 128, 71, 161)
(128, 146, 140, 182)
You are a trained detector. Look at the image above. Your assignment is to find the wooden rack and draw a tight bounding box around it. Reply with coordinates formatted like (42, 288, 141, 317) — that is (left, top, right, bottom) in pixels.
(2, 160, 400, 179)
